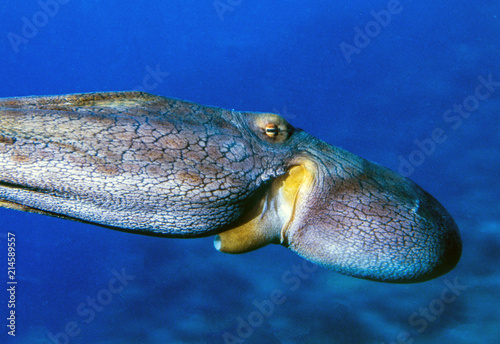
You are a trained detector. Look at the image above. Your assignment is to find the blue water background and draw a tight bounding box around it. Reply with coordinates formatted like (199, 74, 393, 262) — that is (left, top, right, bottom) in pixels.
(0, 1, 499, 343)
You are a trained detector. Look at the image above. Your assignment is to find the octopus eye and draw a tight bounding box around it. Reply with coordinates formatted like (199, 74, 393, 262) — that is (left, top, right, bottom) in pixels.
(245, 112, 294, 143)
(265, 123, 279, 137)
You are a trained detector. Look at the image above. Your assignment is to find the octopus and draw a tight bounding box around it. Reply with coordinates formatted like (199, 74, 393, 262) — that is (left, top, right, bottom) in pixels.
(0, 91, 461, 283)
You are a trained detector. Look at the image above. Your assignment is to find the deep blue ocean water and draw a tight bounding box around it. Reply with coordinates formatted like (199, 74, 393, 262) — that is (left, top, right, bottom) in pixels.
(0, 1, 498, 343)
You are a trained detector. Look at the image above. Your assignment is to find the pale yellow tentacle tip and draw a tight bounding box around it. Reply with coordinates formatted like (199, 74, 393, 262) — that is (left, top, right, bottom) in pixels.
(214, 235, 222, 251)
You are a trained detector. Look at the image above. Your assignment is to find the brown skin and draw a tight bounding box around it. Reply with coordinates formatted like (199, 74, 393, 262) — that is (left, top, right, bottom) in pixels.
(0, 92, 461, 283)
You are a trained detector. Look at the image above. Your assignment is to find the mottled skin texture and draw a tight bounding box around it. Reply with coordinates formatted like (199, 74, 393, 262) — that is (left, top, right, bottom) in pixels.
(0, 92, 461, 283)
